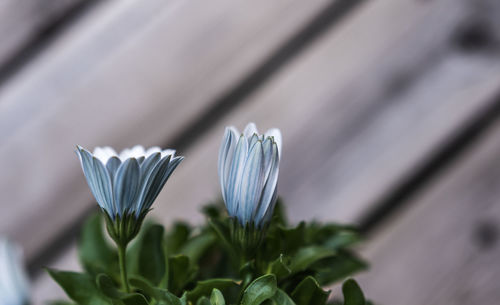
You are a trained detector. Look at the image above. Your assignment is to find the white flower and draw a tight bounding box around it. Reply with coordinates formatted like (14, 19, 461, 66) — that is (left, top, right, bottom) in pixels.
(0, 239, 30, 305)
(76, 145, 184, 220)
(218, 123, 281, 228)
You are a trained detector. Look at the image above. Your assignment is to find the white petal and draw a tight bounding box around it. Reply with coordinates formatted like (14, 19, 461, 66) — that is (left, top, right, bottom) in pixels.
(160, 149, 176, 158)
(119, 145, 146, 160)
(93, 146, 117, 164)
(243, 122, 258, 140)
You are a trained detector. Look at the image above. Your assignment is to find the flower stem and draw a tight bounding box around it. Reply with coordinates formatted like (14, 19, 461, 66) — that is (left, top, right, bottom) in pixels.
(118, 243, 130, 293)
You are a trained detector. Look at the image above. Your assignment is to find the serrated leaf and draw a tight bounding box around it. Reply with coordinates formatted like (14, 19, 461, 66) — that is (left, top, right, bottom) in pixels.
(240, 274, 277, 305)
(291, 276, 329, 305)
(342, 279, 365, 305)
(210, 289, 226, 305)
(186, 278, 238, 302)
(138, 224, 166, 285)
(79, 213, 117, 277)
(47, 269, 110, 305)
(289, 246, 336, 273)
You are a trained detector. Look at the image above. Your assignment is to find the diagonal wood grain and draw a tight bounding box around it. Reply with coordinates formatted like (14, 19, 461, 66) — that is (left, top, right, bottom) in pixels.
(0, 0, 87, 73)
(0, 0, 333, 263)
(358, 105, 500, 305)
(27, 0, 500, 303)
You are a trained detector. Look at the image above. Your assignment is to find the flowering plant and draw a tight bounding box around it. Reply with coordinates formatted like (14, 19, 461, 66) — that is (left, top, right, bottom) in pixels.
(45, 123, 373, 305)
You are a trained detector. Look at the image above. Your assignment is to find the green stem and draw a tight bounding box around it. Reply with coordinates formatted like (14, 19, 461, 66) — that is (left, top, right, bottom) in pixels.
(118, 243, 130, 293)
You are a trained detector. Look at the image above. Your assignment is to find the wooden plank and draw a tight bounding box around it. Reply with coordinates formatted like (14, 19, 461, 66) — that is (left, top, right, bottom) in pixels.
(357, 110, 500, 305)
(0, 0, 333, 263)
(0, 0, 86, 72)
(150, 0, 500, 225)
(30, 0, 500, 302)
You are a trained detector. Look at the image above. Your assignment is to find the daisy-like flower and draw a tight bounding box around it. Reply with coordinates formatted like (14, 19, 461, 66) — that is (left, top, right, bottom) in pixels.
(76, 145, 183, 244)
(0, 238, 30, 305)
(218, 123, 281, 229)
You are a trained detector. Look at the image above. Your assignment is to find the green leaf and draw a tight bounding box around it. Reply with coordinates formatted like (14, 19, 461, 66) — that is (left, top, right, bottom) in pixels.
(168, 255, 196, 295)
(289, 246, 336, 273)
(186, 278, 238, 302)
(138, 224, 166, 285)
(323, 231, 361, 250)
(78, 213, 117, 277)
(342, 279, 365, 305)
(47, 269, 110, 305)
(197, 297, 211, 305)
(240, 274, 277, 305)
(130, 277, 183, 305)
(268, 255, 291, 280)
(181, 231, 217, 263)
(210, 289, 226, 305)
(126, 221, 155, 275)
(165, 222, 191, 255)
(313, 251, 368, 285)
(96, 274, 149, 305)
(270, 289, 296, 305)
(208, 219, 234, 255)
(291, 276, 329, 305)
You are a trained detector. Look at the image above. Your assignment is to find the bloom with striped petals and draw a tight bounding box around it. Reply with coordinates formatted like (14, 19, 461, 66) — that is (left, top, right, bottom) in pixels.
(0, 238, 30, 305)
(218, 123, 281, 229)
(76, 145, 183, 244)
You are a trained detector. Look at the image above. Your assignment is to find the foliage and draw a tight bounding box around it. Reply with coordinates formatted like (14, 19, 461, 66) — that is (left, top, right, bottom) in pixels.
(49, 199, 372, 305)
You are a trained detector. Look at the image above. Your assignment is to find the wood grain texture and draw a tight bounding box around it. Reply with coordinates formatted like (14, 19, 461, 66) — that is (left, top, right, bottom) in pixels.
(358, 110, 500, 305)
(24, 0, 500, 303)
(149, 0, 500, 226)
(0, 0, 332, 262)
(0, 0, 85, 71)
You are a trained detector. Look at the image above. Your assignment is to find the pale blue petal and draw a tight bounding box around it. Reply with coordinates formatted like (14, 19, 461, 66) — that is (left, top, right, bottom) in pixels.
(238, 141, 265, 225)
(226, 135, 248, 216)
(142, 156, 184, 211)
(261, 138, 274, 181)
(136, 155, 170, 214)
(133, 152, 162, 212)
(0, 239, 30, 305)
(136, 156, 145, 165)
(114, 158, 140, 216)
(254, 142, 279, 226)
(260, 187, 278, 227)
(92, 157, 115, 217)
(248, 134, 260, 151)
(76, 147, 108, 215)
(106, 157, 121, 177)
(218, 128, 238, 203)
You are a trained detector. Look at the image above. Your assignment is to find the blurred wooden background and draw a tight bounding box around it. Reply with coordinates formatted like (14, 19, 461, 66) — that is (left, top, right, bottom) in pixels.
(1, 0, 500, 304)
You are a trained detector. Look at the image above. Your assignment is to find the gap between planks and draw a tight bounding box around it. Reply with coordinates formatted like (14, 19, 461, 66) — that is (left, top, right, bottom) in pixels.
(30, 0, 500, 303)
(0, 0, 336, 267)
